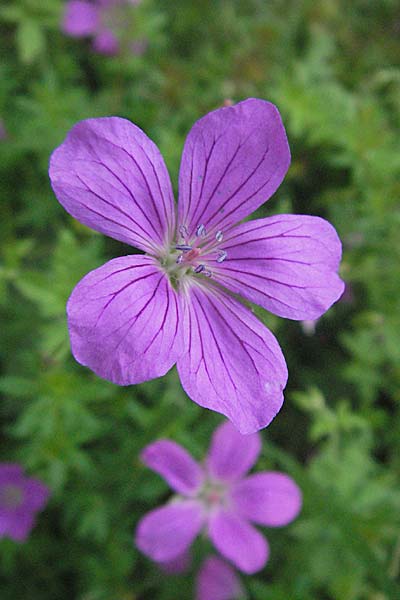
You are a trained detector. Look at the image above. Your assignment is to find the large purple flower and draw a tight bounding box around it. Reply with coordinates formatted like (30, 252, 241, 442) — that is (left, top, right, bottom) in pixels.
(0, 464, 50, 542)
(135, 421, 302, 574)
(62, 0, 143, 56)
(49, 98, 344, 433)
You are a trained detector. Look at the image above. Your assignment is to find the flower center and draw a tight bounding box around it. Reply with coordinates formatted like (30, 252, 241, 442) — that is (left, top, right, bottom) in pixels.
(0, 484, 24, 509)
(162, 223, 228, 288)
(198, 479, 230, 511)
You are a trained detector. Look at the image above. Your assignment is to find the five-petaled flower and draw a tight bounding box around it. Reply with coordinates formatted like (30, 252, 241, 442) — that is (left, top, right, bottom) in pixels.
(0, 463, 50, 542)
(135, 421, 302, 574)
(49, 98, 344, 433)
(62, 0, 144, 56)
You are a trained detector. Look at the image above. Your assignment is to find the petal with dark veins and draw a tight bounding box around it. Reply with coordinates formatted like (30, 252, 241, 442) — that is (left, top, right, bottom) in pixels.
(177, 283, 287, 434)
(67, 255, 182, 385)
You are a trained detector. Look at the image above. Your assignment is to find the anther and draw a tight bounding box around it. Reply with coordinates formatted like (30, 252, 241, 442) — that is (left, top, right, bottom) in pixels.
(203, 269, 212, 277)
(215, 230, 223, 243)
(216, 250, 227, 263)
(196, 224, 207, 238)
(179, 225, 188, 238)
(176, 255, 184, 264)
(175, 244, 192, 252)
(194, 264, 205, 274)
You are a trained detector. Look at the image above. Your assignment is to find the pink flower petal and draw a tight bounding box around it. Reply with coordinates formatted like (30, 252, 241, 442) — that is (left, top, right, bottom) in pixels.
(62, 1, 100, 37)
(176, 284, 287, 434)
(196, 556, 244, 600)
(230, 472, 302, 527)
(49, 117, 176, 254)
(178, 98, 290, 238)
(141, 440, 204, 496)
(208, 510, 269, 574)
(206, 421, 261, 481)
(213, 215, 344, 320)
(135, 501, 204, 563)
(67, 255, 182, 385)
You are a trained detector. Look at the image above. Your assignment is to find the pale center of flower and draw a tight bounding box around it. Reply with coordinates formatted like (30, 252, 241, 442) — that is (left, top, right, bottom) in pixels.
(161, 223, 228, 288)
(198, 479, 229, 511)
(0, 484, 24, 509)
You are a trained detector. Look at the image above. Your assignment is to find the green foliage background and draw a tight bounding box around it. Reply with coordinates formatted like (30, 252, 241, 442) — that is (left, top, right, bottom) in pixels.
(1, 1, 399, 598)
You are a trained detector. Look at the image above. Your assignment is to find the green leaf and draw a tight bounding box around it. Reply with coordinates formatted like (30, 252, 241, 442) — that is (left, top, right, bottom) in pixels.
(16, 19, 45, 64)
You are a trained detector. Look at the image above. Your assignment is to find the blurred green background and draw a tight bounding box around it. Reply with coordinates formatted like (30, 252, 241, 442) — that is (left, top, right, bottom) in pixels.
(1, 0, 400, 598)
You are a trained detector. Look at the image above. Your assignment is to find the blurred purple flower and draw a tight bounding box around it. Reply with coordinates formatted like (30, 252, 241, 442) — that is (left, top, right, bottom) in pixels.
(62, 0, 143, 56)
(0, 120, 6, 141)
(135, 421, 302, 574)
(49, 98, 344, 433)
(196, 556, 244, 600)
(0, 464, 50, 542)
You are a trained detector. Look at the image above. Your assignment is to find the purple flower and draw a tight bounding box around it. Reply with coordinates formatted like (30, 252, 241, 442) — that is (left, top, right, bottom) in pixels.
(0, 464, 50, 542)
(62, 0, 142, 56)
(49, 98, 344, 433)
(134, 421, 302, 574)
(0, 119, 7, 141)
(196, 556, 244, 600)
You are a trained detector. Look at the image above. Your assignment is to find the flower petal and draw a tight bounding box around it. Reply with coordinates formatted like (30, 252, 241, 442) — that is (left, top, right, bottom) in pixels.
(135, 501, 204, 563)
(62, 1, 100, 37)
(23, 478, 51, 512)
(196, 556, 244, 600)
(178, 98, 290, 237)
(208, 510, 269, 574)
(213, 215, 345, 320)
(49, 117, 175, 254)
(0, 512, 34, 542)
(67, 255, 182, 385)
(141, 440, 204, 496)
(0, 464, 23, 483)
(176, 284, 288, 434)
(93, 29, 119, 55)
(230, 472, 302, 527)
(206, 421, 261, 481)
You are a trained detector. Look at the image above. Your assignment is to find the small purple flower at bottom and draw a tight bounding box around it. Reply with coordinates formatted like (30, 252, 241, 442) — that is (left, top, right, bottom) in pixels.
(62, 0, 144, 56)
(197, 556, 244, 600)
(0, 464, 50, 542)
(135, 422, 301, 574)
